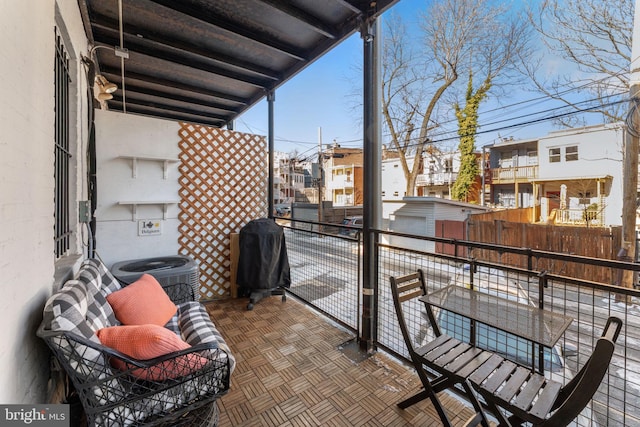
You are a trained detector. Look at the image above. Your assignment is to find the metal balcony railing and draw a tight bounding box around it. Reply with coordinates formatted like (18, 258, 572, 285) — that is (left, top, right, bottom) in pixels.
(281, 221, 640, 427)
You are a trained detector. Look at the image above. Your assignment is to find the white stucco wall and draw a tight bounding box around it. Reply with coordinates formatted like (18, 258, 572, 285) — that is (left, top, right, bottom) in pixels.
(94, 110, 182, 268)
(381, 158, 409, 200)
(0, 0, 90, 404)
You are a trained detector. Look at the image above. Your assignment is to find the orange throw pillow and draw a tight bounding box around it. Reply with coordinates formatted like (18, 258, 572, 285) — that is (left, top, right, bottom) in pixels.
(106, 274, 177, 326)
(97, 324, 207, 381)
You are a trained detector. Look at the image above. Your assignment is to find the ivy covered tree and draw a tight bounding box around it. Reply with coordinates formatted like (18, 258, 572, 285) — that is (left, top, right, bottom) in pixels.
(379, 0, 531, 196)
(451, 73, 489, 202)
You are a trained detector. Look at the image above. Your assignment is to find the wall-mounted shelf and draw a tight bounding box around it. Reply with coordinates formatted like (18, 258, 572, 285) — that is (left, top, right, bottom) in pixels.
(118, 201, 179, 221)
(118, 155, 179, 179)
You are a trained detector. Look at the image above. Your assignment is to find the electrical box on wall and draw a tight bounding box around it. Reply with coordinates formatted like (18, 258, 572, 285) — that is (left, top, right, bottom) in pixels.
(138, 219, 162, 236)
(79, 200, 91, 223)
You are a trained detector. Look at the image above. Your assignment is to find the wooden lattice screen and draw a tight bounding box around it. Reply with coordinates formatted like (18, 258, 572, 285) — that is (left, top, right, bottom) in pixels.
(178, 123, 267, 300)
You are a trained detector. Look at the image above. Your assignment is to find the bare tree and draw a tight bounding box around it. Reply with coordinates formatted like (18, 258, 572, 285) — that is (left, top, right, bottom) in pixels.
(526, 0, 632, 124)
(382, 0, 532, 196)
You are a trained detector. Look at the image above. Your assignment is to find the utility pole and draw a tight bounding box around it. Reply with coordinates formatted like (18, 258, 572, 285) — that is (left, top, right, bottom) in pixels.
(621, 0, 640, 291)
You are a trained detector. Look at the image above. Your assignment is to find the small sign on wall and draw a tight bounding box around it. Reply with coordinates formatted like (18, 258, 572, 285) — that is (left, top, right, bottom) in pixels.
(138, 219, 162, 236)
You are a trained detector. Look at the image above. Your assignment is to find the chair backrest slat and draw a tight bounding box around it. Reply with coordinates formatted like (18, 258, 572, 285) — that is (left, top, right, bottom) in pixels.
(398, 288, 424, 303)
(390, 271, 428, 355)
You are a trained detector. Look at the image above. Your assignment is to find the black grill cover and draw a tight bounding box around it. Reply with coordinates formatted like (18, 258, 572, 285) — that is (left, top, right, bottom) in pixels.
(237, 218, 291, 293)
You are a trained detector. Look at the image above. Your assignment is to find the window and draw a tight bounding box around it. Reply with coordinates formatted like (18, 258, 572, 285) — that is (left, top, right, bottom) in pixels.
(444, 158, 453, 173)
(54, 30, 71, 258)
(549, 148, 561, 163)
(565, 145, 578, 161)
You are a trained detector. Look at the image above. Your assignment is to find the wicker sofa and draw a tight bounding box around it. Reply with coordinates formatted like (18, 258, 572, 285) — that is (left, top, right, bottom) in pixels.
(37, 258, 235, 426)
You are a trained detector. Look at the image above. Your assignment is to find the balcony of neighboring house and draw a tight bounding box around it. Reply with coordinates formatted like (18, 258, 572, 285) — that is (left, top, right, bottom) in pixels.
(326, 173, 355, 190)
(416, 171, 458, 186)
(490, 164, 538, 184)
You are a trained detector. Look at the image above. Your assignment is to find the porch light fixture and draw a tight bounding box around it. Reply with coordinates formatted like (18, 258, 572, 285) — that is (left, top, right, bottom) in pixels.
(95, 74, 117, 101)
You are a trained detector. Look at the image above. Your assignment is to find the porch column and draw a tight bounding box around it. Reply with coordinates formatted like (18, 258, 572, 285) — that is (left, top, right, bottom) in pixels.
(360, 16, 382, 353)
(267, 91, 275, 218)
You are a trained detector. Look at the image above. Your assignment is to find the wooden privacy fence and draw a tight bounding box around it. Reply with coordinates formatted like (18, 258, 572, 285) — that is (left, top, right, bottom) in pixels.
(466, 219, 622, 284)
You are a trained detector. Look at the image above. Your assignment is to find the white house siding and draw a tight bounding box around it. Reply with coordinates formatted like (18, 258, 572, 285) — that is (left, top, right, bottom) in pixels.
(537, 123, 624, 225)
(94, 110, 182, 268)
(381, 157, 410, 201)
(0, 0, 90, 403)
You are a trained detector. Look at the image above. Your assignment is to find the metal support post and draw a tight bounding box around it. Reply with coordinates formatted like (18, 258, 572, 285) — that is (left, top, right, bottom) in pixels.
(360, 15, 381, 353)
(267, 91, 275, 218)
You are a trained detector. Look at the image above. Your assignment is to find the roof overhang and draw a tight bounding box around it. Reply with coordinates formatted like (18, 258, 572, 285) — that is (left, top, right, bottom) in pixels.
(78, 0, 399, 128)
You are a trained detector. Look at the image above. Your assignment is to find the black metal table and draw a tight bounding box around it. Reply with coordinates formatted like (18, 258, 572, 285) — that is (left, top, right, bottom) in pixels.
(420, 285, 573, 372)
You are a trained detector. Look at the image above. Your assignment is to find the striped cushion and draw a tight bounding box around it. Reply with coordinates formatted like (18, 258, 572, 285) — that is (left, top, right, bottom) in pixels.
(82, 258, 122, 295)
(76, 264, 119, 331)
(43, 280, 100, 343)
(178, 302, 236, 373)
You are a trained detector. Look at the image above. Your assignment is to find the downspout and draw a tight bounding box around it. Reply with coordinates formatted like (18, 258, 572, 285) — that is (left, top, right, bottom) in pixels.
(360, 15, 382, 353)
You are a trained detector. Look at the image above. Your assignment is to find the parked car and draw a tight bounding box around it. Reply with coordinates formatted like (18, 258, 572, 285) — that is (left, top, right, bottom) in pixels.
(274, 204, 291, 217)
(338, 216, 362, 236)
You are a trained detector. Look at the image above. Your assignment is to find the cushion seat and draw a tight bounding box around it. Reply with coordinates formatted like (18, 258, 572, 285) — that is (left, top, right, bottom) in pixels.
(38, 258, 234, 427)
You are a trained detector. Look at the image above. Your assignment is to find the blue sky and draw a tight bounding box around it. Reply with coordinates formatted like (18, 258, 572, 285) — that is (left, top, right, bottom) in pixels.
(233, 0, 604, 158)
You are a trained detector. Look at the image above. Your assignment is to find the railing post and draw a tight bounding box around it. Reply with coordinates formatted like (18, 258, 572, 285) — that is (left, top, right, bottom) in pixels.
(537, 271, 548, 373)
(469, 259, 476, 347)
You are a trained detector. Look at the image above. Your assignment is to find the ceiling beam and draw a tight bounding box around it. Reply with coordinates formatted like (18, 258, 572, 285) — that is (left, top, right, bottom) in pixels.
(91, 33, 270, 89)
(90, 14, 281, 81)
(100, 66, 249, 106)
(108, 94, 229, 122)
(147, 0, 308, 62)
(333, 0, 363, 14)
(107, 102, 227, 128)
(111, 83, 240, 114)
(257, 0, 337, 39)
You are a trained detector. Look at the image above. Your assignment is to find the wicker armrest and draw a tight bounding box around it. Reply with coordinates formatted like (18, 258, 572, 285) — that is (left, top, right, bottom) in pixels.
(38, 326, 231, 426)
(160, 282, 197, 304)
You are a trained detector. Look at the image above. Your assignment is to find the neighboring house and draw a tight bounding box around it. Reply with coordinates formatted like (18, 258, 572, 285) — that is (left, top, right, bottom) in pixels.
(273, 151, 305, 206)
(486, 137, 538, 209)
(486, 123, 625, 227)
(535, 123, 625, 226)
(381, 155, 411, 201)
(321, 143, 363, 206)
(416, 148, 460, 199)
(382, 146, 484, 202)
